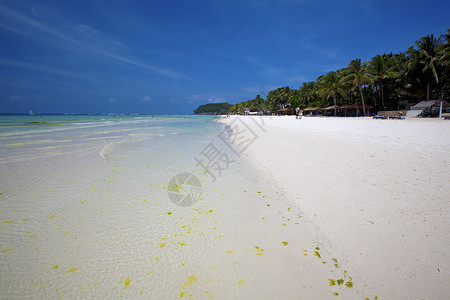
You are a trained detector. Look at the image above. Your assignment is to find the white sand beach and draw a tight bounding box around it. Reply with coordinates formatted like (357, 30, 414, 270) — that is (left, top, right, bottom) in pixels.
(219, 115, 450, 299)
(1, 115, 449, 299)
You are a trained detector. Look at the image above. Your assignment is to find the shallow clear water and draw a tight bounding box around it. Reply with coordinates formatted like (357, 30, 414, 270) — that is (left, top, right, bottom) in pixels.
(0, 115, 351, 299)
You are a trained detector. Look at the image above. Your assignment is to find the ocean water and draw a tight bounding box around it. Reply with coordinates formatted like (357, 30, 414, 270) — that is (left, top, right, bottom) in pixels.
(0, 115, 348, 299)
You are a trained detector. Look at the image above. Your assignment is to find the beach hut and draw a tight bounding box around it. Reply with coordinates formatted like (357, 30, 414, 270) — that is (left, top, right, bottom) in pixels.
(277, 108, 294, 115)
(323, 105, 341, 116)
(303, 107, 323, 116)
(411, 100, 450, 118)
(342, 103, 372, 116)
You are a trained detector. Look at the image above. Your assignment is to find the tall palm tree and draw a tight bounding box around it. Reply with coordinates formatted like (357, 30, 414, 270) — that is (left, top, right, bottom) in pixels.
(343, 59, 373, 116)
(369, 54, 397, 110)
(317, 71, 345, 116)
(414, 34, 443, 100)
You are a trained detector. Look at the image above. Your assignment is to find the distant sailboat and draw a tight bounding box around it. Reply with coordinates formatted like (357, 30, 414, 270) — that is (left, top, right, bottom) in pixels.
(29, 109, 34, 115)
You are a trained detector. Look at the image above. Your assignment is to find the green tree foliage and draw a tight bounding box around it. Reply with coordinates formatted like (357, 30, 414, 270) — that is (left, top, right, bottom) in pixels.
(265, 87, 293, 111)
(193, 102, 232, 115)
(342, 59, 374, 116)
(369, 54, 397, 110)
(225, 29, 449, 114)
(317, 71, 345, 116)
(298, 82, 319, 106)
(410, 34, 444, 100)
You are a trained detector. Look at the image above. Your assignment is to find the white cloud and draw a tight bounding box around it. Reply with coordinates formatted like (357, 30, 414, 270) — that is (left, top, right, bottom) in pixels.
(187, 94, 226, 104)
(140, 96, 152, 103)
(109, 97, 118, 103)
(0, 6, 189, 80)
(0, 58, 98, 82)
(10, 95, 23, 101)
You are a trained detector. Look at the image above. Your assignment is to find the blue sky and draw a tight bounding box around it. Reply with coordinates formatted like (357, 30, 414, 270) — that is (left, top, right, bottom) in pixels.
(0, 0, 448, 114)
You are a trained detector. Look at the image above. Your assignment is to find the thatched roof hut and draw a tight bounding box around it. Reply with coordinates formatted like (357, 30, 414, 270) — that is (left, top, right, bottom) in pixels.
(342, 102, 373, 116)
(277, 108, 294, 115)
(304, 106, 323, 112)
(323, 105, 341, 110)
(412, 100, 450, 109)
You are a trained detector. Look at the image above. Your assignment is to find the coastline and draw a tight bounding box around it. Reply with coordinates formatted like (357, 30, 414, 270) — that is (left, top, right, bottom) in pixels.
(219, 115, 450, 299)
(0, 115, 363, 299)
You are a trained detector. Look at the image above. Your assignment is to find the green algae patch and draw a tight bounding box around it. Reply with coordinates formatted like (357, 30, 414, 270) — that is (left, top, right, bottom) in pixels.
(334, 292, 339, 296)
(159, 243, 166, 248)
(345, 281, 353, 288)
(238, 280, 244, 285)
(66, 267, 78, 274)
(314, 251, 321, 258)
(3, 220, 14, 224)
(282, 241, 288, 246)
(182, 275, 198, 288)
(329, 279, 336, 286)
(337, 279, 344, 286)
(167, 212, 173, 215)
(52, 265, 59, 269)
(123, 277, 131, 288)
(1, 248, 13, 253)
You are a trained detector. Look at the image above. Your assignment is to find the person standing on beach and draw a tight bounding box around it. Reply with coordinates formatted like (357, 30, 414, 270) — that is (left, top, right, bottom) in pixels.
(296, 107, 302, 119)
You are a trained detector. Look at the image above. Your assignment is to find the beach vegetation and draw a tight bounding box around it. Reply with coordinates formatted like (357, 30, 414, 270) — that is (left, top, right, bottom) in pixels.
(221, 28, 449, 114)
(342, 59, 374, 116)
(317, 71, 346, 116)
(193, 102, 232, 115)
(369, 54, 398, 110)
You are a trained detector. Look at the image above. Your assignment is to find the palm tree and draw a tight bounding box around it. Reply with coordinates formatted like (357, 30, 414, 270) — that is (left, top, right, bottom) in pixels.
(438, 29, 450, 66)
(343, 59, 373, 116)
(317, 71, 345, 116)
(369, 54, 397, 110)
(413, 34, 443, 100)
(298, 81, 319, 106)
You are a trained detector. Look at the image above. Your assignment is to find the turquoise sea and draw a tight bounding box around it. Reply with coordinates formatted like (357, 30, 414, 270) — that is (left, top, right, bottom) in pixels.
(0, 114, 326, 299)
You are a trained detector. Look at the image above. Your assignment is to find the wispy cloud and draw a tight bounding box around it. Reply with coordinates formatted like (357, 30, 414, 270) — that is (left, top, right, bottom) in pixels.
(187, 94, 226, 104)
(0, 5, 188, 80)
(139, 96, 152, 103)
(108, 98, 118, 103)
(0, 58, 99, 82)
(10, 95, 23, 101)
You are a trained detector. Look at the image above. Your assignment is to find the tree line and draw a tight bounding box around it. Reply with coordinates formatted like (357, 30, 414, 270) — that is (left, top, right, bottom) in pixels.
(193, 102, 232, 115)
(228, 29, 449, 115)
